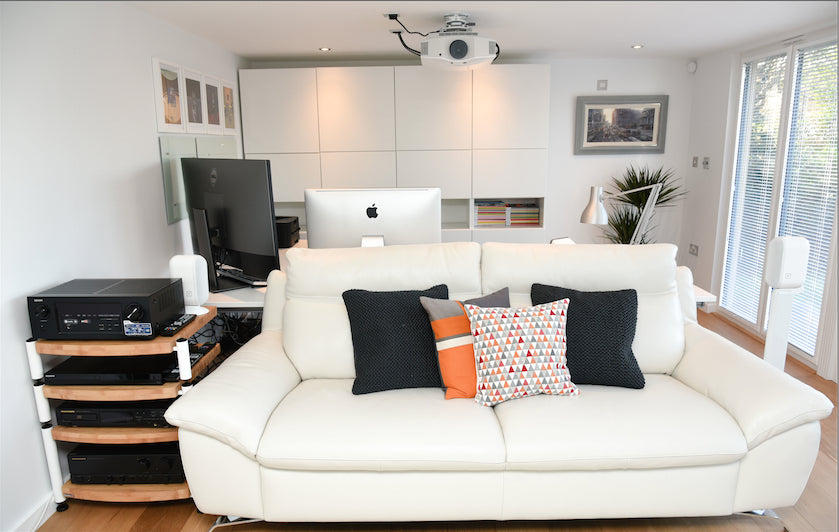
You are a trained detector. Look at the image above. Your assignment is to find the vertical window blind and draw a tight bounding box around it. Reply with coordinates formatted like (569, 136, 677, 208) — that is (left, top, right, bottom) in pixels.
(721, 40, 837, 356)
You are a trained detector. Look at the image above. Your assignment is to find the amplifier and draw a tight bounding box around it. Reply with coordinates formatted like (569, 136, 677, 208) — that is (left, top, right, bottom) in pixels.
(68, 443, 185, 484)
(56, 400, 175, 428)
(28, 278, 184, 340)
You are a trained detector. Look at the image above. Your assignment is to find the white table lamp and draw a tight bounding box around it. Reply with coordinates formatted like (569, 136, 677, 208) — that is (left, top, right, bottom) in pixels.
(580, 183, 663, 245)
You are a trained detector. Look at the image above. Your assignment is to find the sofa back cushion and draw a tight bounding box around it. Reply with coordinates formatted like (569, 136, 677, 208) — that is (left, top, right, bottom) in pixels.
(283, 242, 483, 380)
(481, 243, 684, 374)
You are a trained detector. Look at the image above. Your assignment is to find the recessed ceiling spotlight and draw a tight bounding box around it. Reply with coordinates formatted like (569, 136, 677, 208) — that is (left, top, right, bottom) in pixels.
(319, 47, 332, 52)
(631, 44, 644, 49)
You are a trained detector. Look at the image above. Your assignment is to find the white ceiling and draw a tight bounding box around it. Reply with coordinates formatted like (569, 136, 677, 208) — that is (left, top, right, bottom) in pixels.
(133, 1, 837, 62)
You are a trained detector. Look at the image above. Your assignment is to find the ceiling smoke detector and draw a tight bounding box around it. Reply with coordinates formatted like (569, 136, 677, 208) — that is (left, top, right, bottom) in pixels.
(390, 13, 499, 67)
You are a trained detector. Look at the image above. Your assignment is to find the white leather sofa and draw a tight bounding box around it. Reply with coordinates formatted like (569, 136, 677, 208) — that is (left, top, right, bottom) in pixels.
(165, 242, 833, 523)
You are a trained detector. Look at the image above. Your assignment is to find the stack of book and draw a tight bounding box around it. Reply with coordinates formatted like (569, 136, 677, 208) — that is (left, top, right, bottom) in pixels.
(508, 203, 540, 226)
(474, 201, 509, 227)
(474, 201, 541, 227)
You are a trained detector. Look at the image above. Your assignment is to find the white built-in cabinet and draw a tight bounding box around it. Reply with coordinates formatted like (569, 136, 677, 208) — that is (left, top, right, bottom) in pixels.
(238, 64, 550, 243)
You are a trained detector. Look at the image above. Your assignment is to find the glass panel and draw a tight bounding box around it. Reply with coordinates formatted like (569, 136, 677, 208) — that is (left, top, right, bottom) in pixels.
(779, 42, 838, 355)
(721, 54, 787, 323)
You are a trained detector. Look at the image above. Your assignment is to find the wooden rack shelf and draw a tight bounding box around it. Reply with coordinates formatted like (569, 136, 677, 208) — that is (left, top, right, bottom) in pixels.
(62, 480, 191, 503)
(43, 343, 222, 401)
(27, 306, 220, 509)
(35, 309, 218, 356)
(52, 426, 179, 444)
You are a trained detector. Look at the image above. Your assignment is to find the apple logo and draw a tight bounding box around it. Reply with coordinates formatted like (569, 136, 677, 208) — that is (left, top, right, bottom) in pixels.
(366, 204, 378, 219)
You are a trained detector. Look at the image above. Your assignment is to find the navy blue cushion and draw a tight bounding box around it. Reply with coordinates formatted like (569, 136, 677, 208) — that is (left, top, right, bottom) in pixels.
(343, 284, 449, 395)
(531, 284, 644, 389)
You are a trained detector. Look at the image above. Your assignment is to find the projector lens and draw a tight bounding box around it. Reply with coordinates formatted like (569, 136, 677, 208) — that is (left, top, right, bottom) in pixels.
(449, 39, 468, 60)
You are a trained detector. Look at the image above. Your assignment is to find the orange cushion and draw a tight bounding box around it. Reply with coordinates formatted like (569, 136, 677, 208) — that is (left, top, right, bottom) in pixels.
(420, 288, 509, 399)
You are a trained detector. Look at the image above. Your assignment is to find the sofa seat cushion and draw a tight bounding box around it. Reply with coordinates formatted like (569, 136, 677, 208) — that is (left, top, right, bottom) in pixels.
(494, 375, 747, 471)
(257, 379, 506, 472)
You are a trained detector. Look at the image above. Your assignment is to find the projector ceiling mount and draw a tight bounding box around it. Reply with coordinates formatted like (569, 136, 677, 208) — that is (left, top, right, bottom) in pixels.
(388, 13, 500, 67)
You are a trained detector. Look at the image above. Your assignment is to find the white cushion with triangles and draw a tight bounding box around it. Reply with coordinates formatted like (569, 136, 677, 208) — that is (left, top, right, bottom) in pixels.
(465, 299, 579, 406)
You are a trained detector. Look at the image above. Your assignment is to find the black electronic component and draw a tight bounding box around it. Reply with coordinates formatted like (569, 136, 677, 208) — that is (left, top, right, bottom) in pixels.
(275, 216, 300, 248)
(181, 158, 281, 293)
(44, 355, 181, 385)
(27, 278, 184, 340)
(56, 399, 175, 428)
(68, 443, 184, 484)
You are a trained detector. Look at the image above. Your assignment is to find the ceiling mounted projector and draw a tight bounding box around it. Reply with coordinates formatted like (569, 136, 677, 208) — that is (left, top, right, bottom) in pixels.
(390, 13, 499, 67)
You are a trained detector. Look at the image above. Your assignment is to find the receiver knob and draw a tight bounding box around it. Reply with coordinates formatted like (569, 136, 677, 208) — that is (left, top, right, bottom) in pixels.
(35, 305, 50, 319)
(124, 304, 144, 322)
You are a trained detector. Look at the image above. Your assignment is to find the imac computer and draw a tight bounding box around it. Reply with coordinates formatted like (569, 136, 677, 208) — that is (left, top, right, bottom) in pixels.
(304, 188, 442, 249)
(181, 158, 280, 292)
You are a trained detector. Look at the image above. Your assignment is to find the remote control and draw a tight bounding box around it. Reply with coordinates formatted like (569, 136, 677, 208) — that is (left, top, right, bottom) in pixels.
(159, 314, 196, 337)
(189, 342, 217, 366)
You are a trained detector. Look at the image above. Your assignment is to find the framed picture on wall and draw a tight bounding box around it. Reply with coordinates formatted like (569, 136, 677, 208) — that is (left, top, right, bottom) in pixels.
(183, 69, 205, 134)
(204, 76, 223, 135)
(152, 58, 185, 133)
(574, 95, 668, 154)
(221, 80, 238, 134)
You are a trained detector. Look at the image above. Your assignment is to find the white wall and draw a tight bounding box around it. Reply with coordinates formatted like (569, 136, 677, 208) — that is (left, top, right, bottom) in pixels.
(678, 51, 740, 292)
(538, 57, 693, 252)
(0, 2, 245, 529)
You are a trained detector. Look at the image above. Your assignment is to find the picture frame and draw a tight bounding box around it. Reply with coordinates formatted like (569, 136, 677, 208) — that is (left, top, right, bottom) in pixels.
(183, 69, 206, 134)
(574, 95, 668, 154)
(203, 76, 223, 135)
(221, 79, 238, 134)
(152, 58, 185, 133)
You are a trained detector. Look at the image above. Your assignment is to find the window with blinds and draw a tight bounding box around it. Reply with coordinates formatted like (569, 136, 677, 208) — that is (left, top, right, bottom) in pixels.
(720, 40, 838, 357)
(721, 54, 786, 323)
(778, 43, 838, 354)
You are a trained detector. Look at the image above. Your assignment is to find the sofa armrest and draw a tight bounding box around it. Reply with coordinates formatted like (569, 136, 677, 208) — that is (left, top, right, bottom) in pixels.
(165, 330, 300, 458)
(672, 322, 833, 449)
(675, 266, 697, 323)
(261, 270, 286, 332)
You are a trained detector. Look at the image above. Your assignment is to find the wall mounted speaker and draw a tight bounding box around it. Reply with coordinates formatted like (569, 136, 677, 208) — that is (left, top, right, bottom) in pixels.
(169, 255, 210, 315)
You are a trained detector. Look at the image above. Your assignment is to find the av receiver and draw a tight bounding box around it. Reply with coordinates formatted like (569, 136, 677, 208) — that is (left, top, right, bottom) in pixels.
(28, 278, 184, 340)
(68, 443, 185, 484)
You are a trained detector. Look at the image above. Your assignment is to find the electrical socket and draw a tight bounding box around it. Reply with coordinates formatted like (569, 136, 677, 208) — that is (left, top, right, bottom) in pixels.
(702, 157, 710, 170)
(688, 243, 699, 256)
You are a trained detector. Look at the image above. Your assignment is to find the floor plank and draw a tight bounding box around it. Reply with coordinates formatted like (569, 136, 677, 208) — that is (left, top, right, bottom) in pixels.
(39, 312, 837, 532)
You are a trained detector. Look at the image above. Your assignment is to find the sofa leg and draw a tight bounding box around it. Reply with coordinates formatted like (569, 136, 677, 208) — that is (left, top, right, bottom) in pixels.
(742, 509, 788, 531)
(208, 515, 263, 531)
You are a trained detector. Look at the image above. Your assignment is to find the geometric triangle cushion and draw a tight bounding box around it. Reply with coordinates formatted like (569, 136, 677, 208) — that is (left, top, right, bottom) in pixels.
(464, 299, 579, 407)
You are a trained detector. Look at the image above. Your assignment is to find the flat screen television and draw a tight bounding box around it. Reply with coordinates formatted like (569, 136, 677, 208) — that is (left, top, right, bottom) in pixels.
(181, 158, 280, 292)
(304, 188, 442, 249)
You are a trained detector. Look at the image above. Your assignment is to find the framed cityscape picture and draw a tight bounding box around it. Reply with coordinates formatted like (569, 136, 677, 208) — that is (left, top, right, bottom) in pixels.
(152, 58, 185, 133)
(574, 95, 668, 154)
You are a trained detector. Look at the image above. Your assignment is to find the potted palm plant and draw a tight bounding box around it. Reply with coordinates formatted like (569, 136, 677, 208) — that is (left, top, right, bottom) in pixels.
(603, 165, 685, 244)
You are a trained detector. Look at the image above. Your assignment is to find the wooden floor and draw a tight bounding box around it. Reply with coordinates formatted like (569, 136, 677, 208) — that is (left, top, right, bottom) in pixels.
(39, 311, 837, 532)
